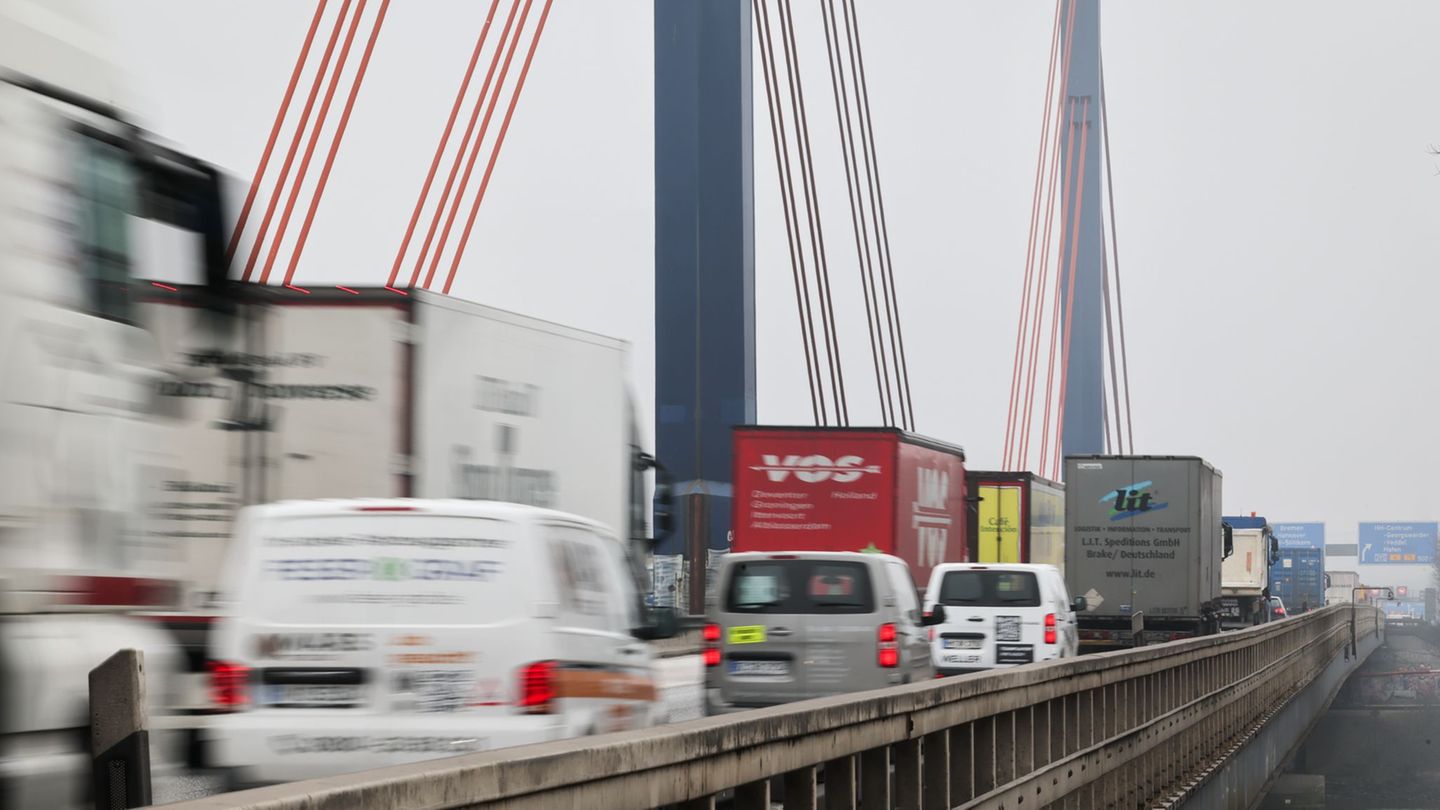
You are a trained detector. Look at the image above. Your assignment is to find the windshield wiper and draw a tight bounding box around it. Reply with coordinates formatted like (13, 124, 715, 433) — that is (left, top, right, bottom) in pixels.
(733, 600, 783, 610)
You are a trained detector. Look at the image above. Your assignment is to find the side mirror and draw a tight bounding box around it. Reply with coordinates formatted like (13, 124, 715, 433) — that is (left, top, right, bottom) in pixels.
(638, 452, 674, 546)
(919, 606, 946, 627)
(1222, 524, 1235, 560)
(652, 482, 674, 542)
(634, 606, 679, 641)
(1071, 596, 1088, 612)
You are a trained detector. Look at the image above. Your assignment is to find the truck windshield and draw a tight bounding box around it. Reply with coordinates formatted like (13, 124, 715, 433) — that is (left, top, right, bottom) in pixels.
(249, 514, 524, 625)
(725, 560, 875, 614)
(938, 570, 1041, 607)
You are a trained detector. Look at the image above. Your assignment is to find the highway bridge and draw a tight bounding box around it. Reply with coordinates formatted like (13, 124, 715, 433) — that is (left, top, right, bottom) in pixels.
(164, 605, 1382, 809)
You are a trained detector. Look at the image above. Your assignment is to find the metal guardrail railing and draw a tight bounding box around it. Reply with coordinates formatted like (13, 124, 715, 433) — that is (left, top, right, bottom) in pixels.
(166, 604, 1378, 810)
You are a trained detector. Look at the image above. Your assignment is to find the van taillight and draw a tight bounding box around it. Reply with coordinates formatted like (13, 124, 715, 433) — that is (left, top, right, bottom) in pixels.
(703, 623, 722, 667)
(207, 661, 250, 710)
(878, 623, 899, 668)
(1044, 613, 1057, 645)
(518, 661, 556, 714)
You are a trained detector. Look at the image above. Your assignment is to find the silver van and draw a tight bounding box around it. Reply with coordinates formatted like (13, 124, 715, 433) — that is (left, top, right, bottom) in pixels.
(703, 552, 937, 715)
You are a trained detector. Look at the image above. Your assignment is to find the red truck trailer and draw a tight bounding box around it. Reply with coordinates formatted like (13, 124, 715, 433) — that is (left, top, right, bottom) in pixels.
(731, 427, 968, 587)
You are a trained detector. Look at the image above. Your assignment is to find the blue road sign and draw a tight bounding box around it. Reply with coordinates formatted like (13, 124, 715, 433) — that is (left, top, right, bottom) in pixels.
(1358, 522, 1438, 565)
(1272, 523, 1324, 550)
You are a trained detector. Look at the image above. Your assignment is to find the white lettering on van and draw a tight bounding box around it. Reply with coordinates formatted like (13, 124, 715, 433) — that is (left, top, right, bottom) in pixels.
(751, 455, 881, 483)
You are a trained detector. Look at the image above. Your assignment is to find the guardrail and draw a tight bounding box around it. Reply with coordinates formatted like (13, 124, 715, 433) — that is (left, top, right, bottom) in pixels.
(167, 604, 1378, 810)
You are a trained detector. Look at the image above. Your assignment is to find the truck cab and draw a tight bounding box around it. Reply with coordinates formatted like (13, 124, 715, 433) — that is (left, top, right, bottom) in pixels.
(1219, 515, 1280, 628)
(0, 2, 232, 803)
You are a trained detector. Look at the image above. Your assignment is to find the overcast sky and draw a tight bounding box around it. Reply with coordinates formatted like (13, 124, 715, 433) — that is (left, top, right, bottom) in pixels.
(76, 1, 1440, 549)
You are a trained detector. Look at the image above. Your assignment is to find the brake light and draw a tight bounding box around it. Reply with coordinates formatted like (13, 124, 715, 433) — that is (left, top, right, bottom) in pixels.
(703, 623, 722, 667)
(517, 661, 556, 714)
(207, 661, 250, 710)
(1044, 613, 1057, 645)
(878, 623, 899, 668)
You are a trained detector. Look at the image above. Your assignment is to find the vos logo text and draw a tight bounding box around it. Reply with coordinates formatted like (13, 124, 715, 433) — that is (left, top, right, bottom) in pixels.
(751, 454, 882, 483)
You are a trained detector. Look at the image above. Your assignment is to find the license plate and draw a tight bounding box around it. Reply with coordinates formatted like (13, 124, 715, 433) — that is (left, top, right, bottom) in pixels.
(995, 616, 1022, 642)
(728, 625, 766, 645)
(995, 644, 1034, 665)
(944, 638, 983, 650)
(728, 660, 789, 677)
(263, 684, 361, 706)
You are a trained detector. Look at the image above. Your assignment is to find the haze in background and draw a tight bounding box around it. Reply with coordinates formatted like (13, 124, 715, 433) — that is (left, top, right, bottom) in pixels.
(77, 1, 1440, 558)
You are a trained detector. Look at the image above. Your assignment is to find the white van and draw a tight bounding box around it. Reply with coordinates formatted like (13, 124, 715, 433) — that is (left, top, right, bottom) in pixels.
(206, 499, 672, 786)
(922, 563, 1080, 675)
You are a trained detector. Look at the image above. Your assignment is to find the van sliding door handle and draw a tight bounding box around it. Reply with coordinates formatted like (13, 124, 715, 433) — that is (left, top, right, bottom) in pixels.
(769, 627, 793, 637)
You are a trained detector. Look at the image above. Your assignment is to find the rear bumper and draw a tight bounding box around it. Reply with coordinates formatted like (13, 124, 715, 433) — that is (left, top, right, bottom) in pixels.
(206, 712, 566, 784)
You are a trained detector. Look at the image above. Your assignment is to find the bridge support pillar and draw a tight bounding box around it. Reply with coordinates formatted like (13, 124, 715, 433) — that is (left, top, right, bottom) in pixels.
(654, 0, 756, 609)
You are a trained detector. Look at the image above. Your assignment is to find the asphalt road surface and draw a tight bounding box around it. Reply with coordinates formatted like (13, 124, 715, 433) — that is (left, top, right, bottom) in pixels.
(152, 654, 705, 805)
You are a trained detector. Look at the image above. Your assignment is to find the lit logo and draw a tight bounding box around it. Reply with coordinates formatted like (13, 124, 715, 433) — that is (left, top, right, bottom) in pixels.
(1100, 481, 1168, 521)
(751, 454, 882, 483)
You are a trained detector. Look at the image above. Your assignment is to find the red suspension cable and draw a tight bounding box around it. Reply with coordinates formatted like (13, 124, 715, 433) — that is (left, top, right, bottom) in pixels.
(408, 0, 524, 289)
(240, 0, 352, 282)
(1003, 0, 1062, 468)
(283, 0, 391, 287)
(1052, 97, 1092, 481)
(386, 0, 503, 289)
(422, 0, 536, 290)
(256, 0, 368, 284)
(1018, 0, 1077, 471)
(441, 0, 555, 296)
(228, 0, 330, 265)
(1035, 96, 1080, 477)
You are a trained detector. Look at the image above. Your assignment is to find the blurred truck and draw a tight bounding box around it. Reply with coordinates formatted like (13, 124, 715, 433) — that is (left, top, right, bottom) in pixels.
(0, 1, 234, 803)
(1325, 570, 1359, 606)
(966, 471, 1064, 573)
(1270, 546, 1325, 616)
(139, 289, 673, 687)
(1064, 455, 1229, 649)
(1218, 514, 1280, 627)
(730, 427, 968, 590)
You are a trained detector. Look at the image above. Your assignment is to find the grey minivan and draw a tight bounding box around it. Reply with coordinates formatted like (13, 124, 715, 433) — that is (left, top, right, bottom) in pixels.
(703, 551, 937, 714)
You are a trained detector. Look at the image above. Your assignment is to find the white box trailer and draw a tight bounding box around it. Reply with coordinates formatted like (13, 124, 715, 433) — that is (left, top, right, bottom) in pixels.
(140, 288, 653, 605)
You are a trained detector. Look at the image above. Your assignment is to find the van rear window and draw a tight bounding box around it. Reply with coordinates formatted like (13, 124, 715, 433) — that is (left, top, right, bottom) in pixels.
(725, 560, 874, 614)
(938, 571, 1041, 608)
(250, 515, 522, 625)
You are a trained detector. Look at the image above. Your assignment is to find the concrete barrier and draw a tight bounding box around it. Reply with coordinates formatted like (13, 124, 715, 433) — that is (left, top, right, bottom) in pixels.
(89, 649, 151, 809)
(163, 605, 1378, 810)
(649, 627, 701, 659)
